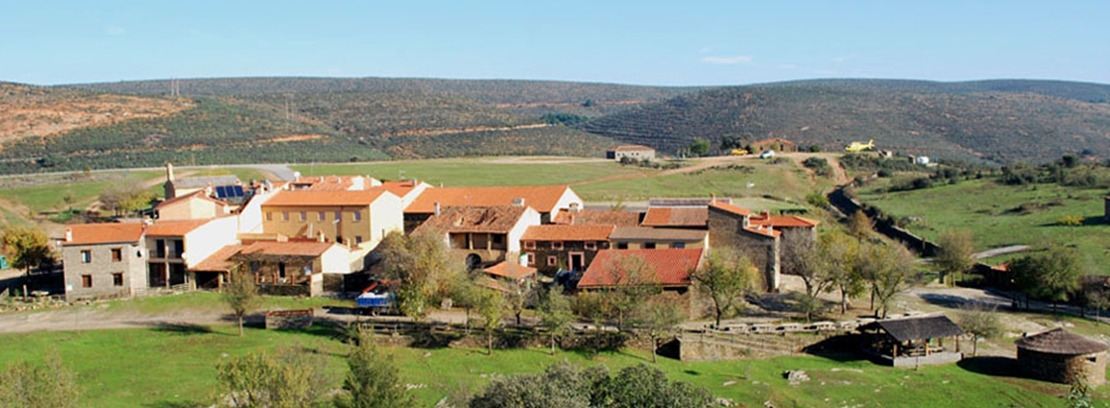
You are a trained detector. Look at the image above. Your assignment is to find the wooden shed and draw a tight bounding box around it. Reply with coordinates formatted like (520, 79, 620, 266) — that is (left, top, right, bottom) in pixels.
(1015, 328, 1108, 386)
(859, 314, 965, 367)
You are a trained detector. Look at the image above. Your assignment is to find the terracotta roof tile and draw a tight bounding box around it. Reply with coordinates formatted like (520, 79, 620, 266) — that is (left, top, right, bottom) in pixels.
(407, 185, 573, 214)
(483, 262, 537, 280)
(190, 245, 242, 272)
(641, 207, 707, 227)
(380, 180, 423, 198)
(262, 190, 390, 207)
(742, 225, 781, 238)
(522, 225, 614, 242)
(577, 248, 703, 288)
(708, 200, 752, 217)
(552, 209, 640, 226)
(64, 223, 144, 245)
(145, 219, 213, 237)
(240, 241, 338, 257)
(414, 205, 529, 234)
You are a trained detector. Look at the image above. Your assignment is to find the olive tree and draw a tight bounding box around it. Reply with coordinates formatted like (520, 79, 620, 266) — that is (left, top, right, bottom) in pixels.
(690, 248, 757, 327)
(935, 229, 976, 286)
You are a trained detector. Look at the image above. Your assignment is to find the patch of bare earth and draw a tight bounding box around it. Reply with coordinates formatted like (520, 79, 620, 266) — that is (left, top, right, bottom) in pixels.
(264, 134, 328, 143)
(0, 94, 192, 149)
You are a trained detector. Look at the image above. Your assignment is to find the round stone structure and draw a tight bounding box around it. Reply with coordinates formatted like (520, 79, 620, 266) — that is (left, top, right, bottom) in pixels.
(1015, 328, 1108, 386)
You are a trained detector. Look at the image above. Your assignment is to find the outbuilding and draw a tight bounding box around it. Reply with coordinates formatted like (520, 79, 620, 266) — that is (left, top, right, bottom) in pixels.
(859, 314, 965, 367)
(1015, 328, 1108, 386)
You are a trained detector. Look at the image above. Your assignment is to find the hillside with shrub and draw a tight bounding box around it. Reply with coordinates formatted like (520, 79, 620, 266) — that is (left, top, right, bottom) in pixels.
(580, 79, 1110, 165)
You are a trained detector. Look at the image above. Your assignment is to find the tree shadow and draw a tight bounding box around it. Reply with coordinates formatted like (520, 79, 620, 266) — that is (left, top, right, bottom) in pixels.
(149, 322, 219, 335)
(801, 333, 873, 363)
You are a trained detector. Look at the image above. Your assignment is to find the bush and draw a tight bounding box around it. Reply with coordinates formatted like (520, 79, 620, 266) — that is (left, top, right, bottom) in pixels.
(469, 362, 712, 408)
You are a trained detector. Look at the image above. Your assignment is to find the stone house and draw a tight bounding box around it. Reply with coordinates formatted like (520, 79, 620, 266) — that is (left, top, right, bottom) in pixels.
(144, 217, 239, 290)
(520, 224, 615, 276)
(707, 200, 782, 292)
(61, 223, 146, 301)
(606, 145, 656, 161)
(577, 248, 705, 294)
(414, 204, 541, 269)
(260, 189, 404, 251)
(191, 240, 356, 296)
(750, 138, 798, 153)
(1016, 328, 1109, 386)
(609, 227, 707, 250)
(155, 190, 231, 220)
(405, 185, 583, 228)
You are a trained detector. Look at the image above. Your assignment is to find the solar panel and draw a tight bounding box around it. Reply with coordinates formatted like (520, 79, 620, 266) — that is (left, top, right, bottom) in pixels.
(213, 185, 246, 199)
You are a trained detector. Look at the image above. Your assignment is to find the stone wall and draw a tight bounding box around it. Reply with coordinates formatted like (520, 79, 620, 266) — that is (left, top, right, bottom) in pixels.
(1019, 348, 1107, 386)
(707, 207, 779, 292)
(677, 331, 823, 361)
(264, 309, 314, 330)
(890, 351, 963, 368)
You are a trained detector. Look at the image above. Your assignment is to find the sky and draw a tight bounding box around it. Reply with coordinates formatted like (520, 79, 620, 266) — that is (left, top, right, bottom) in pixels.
(1, 1, 1108, 86)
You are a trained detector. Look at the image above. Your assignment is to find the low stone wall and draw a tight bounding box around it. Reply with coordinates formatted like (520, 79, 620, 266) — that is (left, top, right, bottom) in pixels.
(1018, 349, 1107, 386)
(890, 351, 963, 368)
(265, 309, 314, 330)
(258, 284, 311, 297)
(677, 332, 824, 361)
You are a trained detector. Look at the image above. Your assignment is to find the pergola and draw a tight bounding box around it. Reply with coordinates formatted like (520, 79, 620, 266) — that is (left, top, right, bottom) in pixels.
(861, 315, 965, 359)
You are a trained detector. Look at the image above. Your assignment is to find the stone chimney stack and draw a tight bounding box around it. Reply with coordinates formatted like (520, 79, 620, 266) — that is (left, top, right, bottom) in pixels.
(65, 228, 72, 243)
(434, 202, 441, 216)
(166, 162, 175, 182)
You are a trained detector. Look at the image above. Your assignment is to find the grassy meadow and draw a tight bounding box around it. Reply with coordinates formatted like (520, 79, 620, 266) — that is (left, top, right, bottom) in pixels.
(0, 321, 1091, 407)
(855, 177, 1110, 274)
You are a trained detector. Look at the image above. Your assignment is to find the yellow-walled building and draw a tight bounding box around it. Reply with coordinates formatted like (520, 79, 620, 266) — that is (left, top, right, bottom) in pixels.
(260, 189, 403, 250)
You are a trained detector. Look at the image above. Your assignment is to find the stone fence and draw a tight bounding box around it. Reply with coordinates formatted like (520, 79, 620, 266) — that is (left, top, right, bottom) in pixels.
(265, 309, 314, 330)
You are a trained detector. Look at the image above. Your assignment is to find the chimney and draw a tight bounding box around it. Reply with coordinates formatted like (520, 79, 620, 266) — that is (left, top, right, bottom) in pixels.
(569, 202, 580, 213)
(763, 210, 770, 219)
(710, 193, 716, 203)
(511, 197, 525, 207)
(434, 202, 441, 216)
(318, 230, 326, 243)
(165, 162, 175, 182)
(65, 228, 72, 243)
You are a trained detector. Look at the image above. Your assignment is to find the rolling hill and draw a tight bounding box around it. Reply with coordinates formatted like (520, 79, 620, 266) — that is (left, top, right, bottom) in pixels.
(579, 79, 1110, 165)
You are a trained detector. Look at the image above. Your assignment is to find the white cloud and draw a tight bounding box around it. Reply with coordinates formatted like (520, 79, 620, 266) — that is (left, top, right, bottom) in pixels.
(699, 55, 753, 65)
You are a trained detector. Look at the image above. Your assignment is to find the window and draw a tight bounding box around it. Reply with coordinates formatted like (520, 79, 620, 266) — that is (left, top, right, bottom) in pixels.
(318, 211, 325, 221)
(111, 248, 122, 262)
(355, 236, 363, 244)
(112, 273, 124, 287)
(155, 239, 166, 258)
(266, 212, 273, 221)
(552, 241, 564, 251)
(81, 275, 92, 288)
(644, 242, 657, 249)
(617, 242, 628, 250)
(282, 211, 290, 221)
(334, 211, 342, 221)
(547, 256, 558, 267)
(172, 240, 184, 259)
(352, 211, 361, 222)
(671, 242, 686, 249)
(523, 241, 536, 250)
(526, 253, 535, 266)
(492, 234, 504, 245)
(584, 241, 597, 250)
(80, 250, 91, 263)
(299, 211, 307, 222)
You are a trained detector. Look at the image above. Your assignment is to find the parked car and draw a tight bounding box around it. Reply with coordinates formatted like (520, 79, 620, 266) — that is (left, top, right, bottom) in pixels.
(759, 150, 776, 159)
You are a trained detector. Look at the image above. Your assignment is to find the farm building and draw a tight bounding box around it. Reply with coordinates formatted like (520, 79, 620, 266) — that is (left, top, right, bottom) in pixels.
(859, 314, 965, 367)
(606, 145, 656, 161)
(750, 138, 797, 153)
(1015, 328, 1108, 386)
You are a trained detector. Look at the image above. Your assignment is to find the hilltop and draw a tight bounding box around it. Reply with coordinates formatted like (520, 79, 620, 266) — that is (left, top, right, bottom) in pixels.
(580, 79, 1110, 165)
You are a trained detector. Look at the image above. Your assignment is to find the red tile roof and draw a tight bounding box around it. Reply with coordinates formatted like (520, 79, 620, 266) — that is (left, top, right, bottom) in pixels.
(414, 205, 530, 234)
(240, 241, 337, 257)
(262, 190, 390, 207)
(380, 180, 423, 198)
(289, 175, 377, 191)
(641, 207, 707, 227)
(749, 214, 820, 228)
(190, 245, 242, 272)
(552, 209, 641, 226)
(407, 185, 573, 214)
(483, 262, 537, 280)
(522, 225, 614, 242)
(708, 200, 751, 217)
(155, 190, 226, 210)
(742, 225, 781, 238)
(64, 223, 144, 245)
(145, 219, 213, 237)
(577, 248, 703, 289)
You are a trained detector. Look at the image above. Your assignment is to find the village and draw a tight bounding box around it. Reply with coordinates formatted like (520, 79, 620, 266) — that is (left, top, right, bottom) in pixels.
(22, 143, 1104, 402)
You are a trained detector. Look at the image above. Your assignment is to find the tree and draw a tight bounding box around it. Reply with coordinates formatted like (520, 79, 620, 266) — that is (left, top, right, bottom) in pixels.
(957, 302, 1002, 357)
(593, 364, 714, 408)
(216, 346, 329, 408)
(687, 137, 711, 157)
(602, 255, 662, 331)
(690, 248, 758, 327)
(857, 241, 919, 318)
(781, 232, 831, 320)
(449, 273, 481, 333)
(2, 226, 54, 274)
(636, 294, 684, 363)
(1011, 245, 1084, 314)
(818, 231, 863, 314)
(536, 287, 575, 355)
(222, 263, 260, 336)
(0, 352, 80, 408)
(378, 229, 461, 321)
(470, 362, 593, 408)
(98, 181, 156, 217)
(336, 329, 415, 408)
(504, 282, 531, 326)
(847, 210, 874, 241)
(935, 229, 975, 286)
(475, 289, 504, 355)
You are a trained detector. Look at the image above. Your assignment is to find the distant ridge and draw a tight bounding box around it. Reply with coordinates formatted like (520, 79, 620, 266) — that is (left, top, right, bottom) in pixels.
(579, 79, 1110, 164)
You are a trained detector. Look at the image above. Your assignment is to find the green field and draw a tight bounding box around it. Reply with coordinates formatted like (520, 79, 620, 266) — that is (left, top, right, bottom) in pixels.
(855, 178, 1110, 274)
(291, 159, 652, 189)
(0, 323, 1090, 407)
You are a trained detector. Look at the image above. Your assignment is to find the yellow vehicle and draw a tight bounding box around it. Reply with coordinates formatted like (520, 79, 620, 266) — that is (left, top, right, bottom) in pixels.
(845, 139, 875, 152)
(730, 148, 749, 156)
